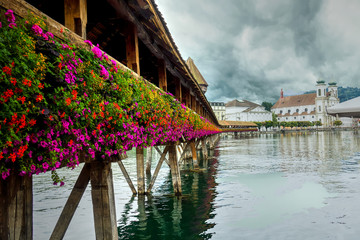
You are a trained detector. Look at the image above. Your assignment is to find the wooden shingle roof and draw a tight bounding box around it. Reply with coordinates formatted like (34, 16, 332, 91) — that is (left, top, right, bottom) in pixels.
(185, 57, 208, 86)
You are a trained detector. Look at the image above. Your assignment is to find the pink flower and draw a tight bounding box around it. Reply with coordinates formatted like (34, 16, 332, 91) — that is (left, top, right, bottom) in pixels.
(84, 40, 92, 46)
(46, 32, 54, 39)
(32, 24, 43, 35)
(92, 45, 102, 59)
(99, 64, 109, 80)
(5, 10, 15, 23)
(8, 23, 16, 28)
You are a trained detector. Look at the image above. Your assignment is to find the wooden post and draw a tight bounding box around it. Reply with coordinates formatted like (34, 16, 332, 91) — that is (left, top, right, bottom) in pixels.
(175, 78, 182, 102)
(190, 140, 199, 170)
(64, 0, 87, 38)
(201, 138, 208, 160)
(136, 147, 145, 195)
(117, 160, 137, 195)
(147, 146, 169, 194)
(145, 147, 152, 175)
(90, 161, 117, 240)
(0, 174, 32, 240)
(126, 23, 140, 74)
(50, 164, 90, 240)
(154, 146, 170, 166)
(158, 59, 167, 91)
(168, 144, 182, 196)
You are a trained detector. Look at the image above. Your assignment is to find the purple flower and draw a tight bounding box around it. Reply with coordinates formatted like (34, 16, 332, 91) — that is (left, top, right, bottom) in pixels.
(46, 32, 54, 39)
(38, 155, 43, 162)
(8, 23, 16, 28)
(42, 162, 49, 171)
(111, 59, 116, 66)
(60, 181, 65, 186)
(5, 10, 15, 23)
(0, 22, 2, 28)
(40, 141, 48, 148)
(84, 40, 92, 46)
(99, 64, 109, 80)
(28, 150, 33, 158)
(92, 45, 102, 59)
(19, 171, 27, 176)
(52, 140, 58, 147)
(55, 162, 61, 168)
(32, 24, 43, 35)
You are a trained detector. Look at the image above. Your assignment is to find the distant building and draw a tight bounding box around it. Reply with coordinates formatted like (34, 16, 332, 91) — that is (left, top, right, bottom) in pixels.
(186, 57, 208, 93)
(210, 102, 225, 120)
(271, 81, 340, 126)
(225, 99, 272, 122)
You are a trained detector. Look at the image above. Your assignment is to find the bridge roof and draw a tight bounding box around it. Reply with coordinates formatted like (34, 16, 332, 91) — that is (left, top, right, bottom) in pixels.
(219, 120, 257, 127)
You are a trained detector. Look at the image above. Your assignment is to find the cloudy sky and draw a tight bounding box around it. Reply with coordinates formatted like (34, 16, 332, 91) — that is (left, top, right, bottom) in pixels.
(155, 0, 360, 104)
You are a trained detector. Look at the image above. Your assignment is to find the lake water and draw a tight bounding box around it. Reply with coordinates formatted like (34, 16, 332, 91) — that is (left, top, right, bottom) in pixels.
(33, 130, 360, 239)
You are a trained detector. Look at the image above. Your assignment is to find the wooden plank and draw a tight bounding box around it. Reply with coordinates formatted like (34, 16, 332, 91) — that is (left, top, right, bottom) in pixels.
(147, 146, 169, 193)
(117, 160, 137, 195)
(126, 23, 140, 74)
(64, 0, 87, 38)
(154, 146, 170, 166)
(145, 147, 152, 175)
(168, 144, 182, 195)
(158, 59, 167, 91)
(50, 163, 90, 240)
(190, 140, 199, 170)
(136, 147, 145, 195)
(0, 174, 32, 240)
(175, 78, 182, 102)
(90, 161, 117, 240)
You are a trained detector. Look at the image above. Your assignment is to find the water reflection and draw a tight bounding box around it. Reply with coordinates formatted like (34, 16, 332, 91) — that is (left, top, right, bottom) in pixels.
(117, 156, 219, 240)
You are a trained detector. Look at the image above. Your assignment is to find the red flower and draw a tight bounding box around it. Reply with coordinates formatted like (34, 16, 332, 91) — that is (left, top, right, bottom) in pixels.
(65, 98, 72, 106)
(28, 119, 36, 126)
(71, 89, 77, 100)
(10, 78, 17, 86)
(22, 78, 32, 87)
(2, 66, 11, 75)
(38, 83, 44, 89)
(17, 96, 26, 104)
(9, 153, 16, 162)
(35, 94, 43, 102)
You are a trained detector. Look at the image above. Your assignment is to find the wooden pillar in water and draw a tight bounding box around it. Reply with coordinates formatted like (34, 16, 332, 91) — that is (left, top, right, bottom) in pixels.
(158, 60, 167, 91)
(64, 0, 87, 38)
(201, 138, 208, 160)
(145, 147, 152, 175)
(90, 161, 117, 240)
(125, 23, 140, 74)
(136, 147, 145, 195)
(168, 144, 182, 195)
(190, 140, 199, 170)
(0, 175, 32, 240)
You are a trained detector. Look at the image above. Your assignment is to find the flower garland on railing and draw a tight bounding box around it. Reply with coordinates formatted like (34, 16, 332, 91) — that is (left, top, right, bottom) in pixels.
(0, 9, 220, 183)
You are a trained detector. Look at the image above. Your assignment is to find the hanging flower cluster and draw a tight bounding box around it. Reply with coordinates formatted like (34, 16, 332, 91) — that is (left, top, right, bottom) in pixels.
(0, 9, 220, 183)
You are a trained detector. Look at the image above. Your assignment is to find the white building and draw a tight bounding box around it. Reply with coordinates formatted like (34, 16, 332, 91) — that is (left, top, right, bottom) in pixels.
(272, 81, 340, 126)
(210, 102, 226, 120)
(225, 99, 272, 122)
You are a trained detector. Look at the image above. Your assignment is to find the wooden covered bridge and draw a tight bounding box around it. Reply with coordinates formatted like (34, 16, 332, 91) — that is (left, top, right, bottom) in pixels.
(0, 0, 253, 239)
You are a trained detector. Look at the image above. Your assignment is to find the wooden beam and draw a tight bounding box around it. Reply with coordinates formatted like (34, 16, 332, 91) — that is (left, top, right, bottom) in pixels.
(50, 164, 90, 240)
(168, 144, 182, 195)
(136, 147, 145, 195)
(147, 146, 169, 194)
(145, 147, 153, 175)
(64, 0, 87, 38)
(125, 23, 140, 74)
(158, 59, 167, 91)
(0, 174, 32, 240)
(190, 140, 199, 170)
(117, 160, 137, 195)
(154, 146, 170, 166)
(90, 161, 117, 240)
(175, 78, 182, 102)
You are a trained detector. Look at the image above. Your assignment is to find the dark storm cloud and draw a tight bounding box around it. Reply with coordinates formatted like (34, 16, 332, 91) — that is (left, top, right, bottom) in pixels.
(156, 0, 360, 103)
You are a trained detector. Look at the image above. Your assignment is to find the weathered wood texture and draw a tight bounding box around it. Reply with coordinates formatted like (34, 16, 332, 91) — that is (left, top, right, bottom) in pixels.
(136, 147, 145, 194)
(190, 140, 199, 170)
(90, 161, 117, 240)
(0, 174, 32, 240)
(168, 144, 182, 195)
(147, 146, 169, 194)
(126, 23, 140, 74)
(201, 138, 208, 160)
(64, 0, 87, 38)
(145, 147, 153, 175)
(50, 164, 90, 240)
(175, 78, 182, 102)
(117, 160, 137, 195)
(158, 59, 167, 91)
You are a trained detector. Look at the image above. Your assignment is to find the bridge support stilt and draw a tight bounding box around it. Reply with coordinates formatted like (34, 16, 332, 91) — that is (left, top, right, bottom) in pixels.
(147, 146, 169, 194)
(168, 144, 182, 195)
(90, 161, 117, 240)
(190, 140, 199, 170)
(0, 174, 32, 240)
(145, 147, 152, 175)
(136, 147, 145, 195)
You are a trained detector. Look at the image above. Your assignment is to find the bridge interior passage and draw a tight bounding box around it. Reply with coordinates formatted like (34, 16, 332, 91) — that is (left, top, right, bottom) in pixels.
(23, 0, 218, 126)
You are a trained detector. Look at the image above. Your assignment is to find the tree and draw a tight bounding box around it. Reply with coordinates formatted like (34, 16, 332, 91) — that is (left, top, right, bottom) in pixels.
(254, 121, 263, 131)
(333, 120, 342, 127)
(264, 121, 273, 131)
(261, 102, 274, 111)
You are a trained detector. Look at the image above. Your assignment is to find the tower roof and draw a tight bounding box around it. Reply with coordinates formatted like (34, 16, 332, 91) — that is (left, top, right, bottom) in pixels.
(185, 57, 208, 86)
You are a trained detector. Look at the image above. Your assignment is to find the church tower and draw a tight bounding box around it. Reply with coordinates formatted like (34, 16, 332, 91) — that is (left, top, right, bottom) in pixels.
(328, 82, 339, 107)
(315, 79, 327, 124)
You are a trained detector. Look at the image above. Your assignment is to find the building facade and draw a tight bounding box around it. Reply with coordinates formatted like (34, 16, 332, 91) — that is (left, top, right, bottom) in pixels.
(225, 99, 272, 122)
(272, 81, 340, 126)
(210, 102, 226, 120)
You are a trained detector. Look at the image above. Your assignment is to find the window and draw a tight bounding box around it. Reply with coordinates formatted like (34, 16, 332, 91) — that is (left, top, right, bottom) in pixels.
(312, 116, 314, 118)
(296, 109, 299, 113)
(294, 117, 296, 119)
(286, 117, 288, 120)
(305, 108, 308, 112)
(303, 116, 305, 119)
(319, 106, 321, 112)
(318, 89, 321, 96)
(288, 110, 291, 114)
(280, 110, 283, 114)
(278, 118, 280, 120)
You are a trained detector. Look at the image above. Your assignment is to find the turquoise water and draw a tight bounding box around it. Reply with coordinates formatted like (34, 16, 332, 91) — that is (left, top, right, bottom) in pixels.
(33, 131, 360, 239)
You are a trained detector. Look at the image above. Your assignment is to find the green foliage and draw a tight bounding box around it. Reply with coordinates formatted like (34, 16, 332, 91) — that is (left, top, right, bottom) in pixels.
(261, 101, 273, 111)
(333, 120, 342, 126)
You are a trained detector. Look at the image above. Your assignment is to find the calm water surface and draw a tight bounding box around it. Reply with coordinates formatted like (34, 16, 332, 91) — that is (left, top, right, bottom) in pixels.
(33, 131, 360, 239)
